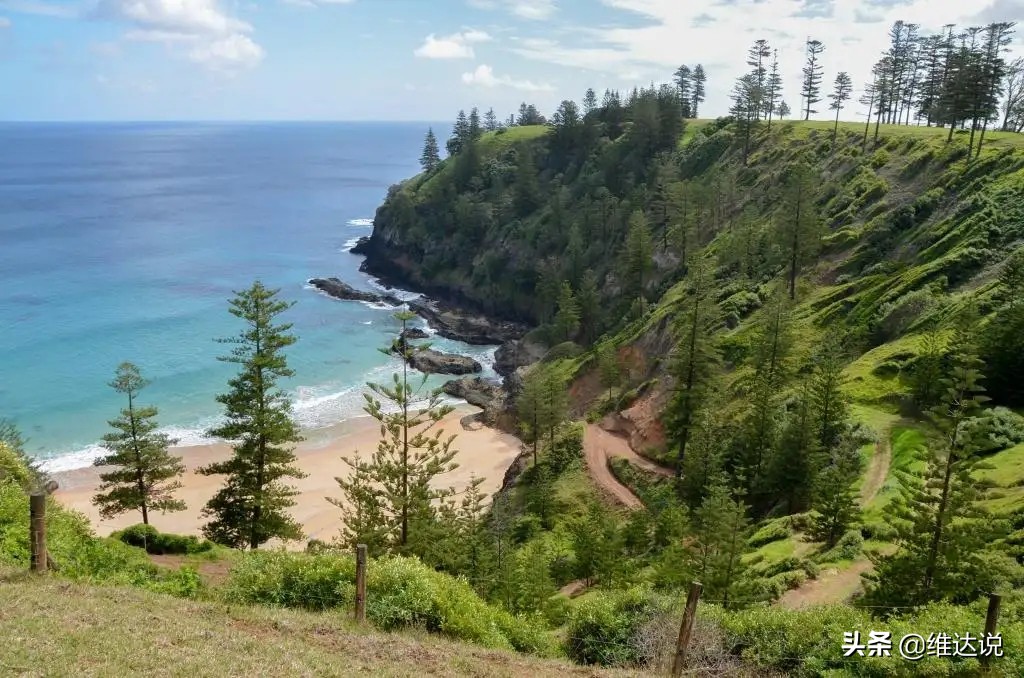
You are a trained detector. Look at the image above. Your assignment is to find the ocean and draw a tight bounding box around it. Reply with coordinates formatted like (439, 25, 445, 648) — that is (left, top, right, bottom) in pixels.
(0, 121, 488, 472)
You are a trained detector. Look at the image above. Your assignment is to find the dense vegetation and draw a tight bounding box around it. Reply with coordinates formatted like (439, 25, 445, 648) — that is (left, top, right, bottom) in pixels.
(6, 15, 1024, 676)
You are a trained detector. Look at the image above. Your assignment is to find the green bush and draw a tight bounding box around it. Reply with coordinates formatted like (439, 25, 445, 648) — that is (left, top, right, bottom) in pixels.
(224, 550, 555, 655)
(541, 341, 583, 363)
(565, 587, 673, 666)
(747, 519, 790, 548)
(113, 523, 214, 555)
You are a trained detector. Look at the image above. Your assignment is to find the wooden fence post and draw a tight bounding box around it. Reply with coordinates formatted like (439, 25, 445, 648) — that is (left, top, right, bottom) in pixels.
(354, 544, 367, 624)
(981, 592, 1001, 671)
(671, 581, 702, 677)
(29, 493, 47, 574)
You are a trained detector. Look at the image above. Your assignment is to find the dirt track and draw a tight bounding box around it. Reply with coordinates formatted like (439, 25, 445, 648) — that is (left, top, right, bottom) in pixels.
(583, 423, 674, 509)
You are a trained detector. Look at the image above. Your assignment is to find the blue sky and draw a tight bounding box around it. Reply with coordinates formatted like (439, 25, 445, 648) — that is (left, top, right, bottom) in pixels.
(0, 0, 1020, 121)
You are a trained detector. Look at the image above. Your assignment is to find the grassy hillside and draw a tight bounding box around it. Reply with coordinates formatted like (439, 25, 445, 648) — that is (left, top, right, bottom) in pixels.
(0, 569, 634, 678)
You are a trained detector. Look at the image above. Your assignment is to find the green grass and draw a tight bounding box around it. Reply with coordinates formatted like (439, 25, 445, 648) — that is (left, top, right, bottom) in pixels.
(862, 427, 927, 522)
(0, 570, 632, 678)
(978, 442, 1024, 515)
(780, 119, 1024, 151)
(842, 333, 927, 405)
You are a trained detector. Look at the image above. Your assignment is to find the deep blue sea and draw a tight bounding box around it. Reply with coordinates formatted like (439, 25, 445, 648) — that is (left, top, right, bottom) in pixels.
(0, 121, 486, 471)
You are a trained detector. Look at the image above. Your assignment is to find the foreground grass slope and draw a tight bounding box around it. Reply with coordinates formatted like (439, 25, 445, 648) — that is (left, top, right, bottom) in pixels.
(0, 569, 634, 678)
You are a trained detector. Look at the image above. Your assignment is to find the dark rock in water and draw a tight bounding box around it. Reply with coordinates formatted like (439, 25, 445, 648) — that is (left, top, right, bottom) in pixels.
(408, 348, 481, 375)
(443, 376, 512, 429)
(494, 337, 548, 377)
(401, 327, 430, 340)
(442, 376, 503, 409)
(406, 298, 528, 346)
(349, 236, 372, 255)
(308, 277, 403, 306)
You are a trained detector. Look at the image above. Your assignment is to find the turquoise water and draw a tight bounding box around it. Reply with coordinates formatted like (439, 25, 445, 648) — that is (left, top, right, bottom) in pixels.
(0, 122, 488, 470)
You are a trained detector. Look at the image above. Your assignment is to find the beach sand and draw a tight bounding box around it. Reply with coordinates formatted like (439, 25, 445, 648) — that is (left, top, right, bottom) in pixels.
(53, 405, 523, 547)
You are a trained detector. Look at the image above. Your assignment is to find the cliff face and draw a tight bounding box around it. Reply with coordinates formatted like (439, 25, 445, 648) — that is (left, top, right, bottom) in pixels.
(364, 113, 1024, 454)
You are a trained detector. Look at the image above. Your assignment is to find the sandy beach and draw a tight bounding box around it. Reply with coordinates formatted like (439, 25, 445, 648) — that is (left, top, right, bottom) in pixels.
(53, 405, 523, 547)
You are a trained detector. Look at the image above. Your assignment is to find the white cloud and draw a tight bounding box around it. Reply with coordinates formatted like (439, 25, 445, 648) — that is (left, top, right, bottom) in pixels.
(95, 0, 250, 36)
(461, 63, 554, 91)
(414, 29, 492, 59)
(0, 16, 9, 27)
(281, 0, 355, 7)
(189, 33, 264, 73)
(467, 0, 557, 20)
(507, 0, 1014, 118)
(93, 1, 263, 73)
(511, 0, 556, 20)
(0, 1, 78, 19)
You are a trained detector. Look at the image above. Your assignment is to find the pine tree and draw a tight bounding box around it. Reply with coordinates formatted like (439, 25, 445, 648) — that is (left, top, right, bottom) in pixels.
(468, 107, 482, 141)
(730, 73, 759, 164)
(679, 405, 727, 510)
(419, 127, 440, 172)
(765, 49, 782, 128)
(597, 342, 621, 403)
(447, 110, 469, 156)
(801, 39, 826, 120)
(865, 317, 1014, 607)
(333, 311, 459, 554)
(329, 453, 388, 553)
(809, 439, 861, 547)
(777, 162, 821, 300)
(777, 100, 791, 118)
(828, 71, 853, 147)
(691, 64, 707, 117)
(622, 210, 654, 314)
(483, 107, 498, 132)
(517, 365, 568, 465)
(200, 282, 306, 549)
(747, 39, 771, 121)
(691, 479, 752, 608)
(768, 379, 819, 513)
(808, 331, 849, 451)
(741, 289, 792, 500)
(583, 88, 599, 115)
(552, 281, 580, 343)
(92, 362, 185, 525)
(665, 255, 719, 477)
(674, 65, 693, 118)
(1000, 57, 1024, 132)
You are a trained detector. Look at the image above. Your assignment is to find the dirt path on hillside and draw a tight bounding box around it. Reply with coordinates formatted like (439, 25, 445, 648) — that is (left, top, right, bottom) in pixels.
(778, 559, 874, 609)
(860, 435, 892, 506)
(583, 423, 674, 509)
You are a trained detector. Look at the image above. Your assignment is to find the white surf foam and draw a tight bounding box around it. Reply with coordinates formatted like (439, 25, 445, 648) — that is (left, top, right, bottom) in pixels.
(342, 237, 362, 252)
(347, 218, 373, 227)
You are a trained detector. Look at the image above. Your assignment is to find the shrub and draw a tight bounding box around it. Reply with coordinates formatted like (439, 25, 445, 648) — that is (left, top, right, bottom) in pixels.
(968, 406, 1024, 454)
(547, 421, 584, 474)
(869, 149, 890, 169)
(224, 550, 555, 654)
(871, 288, 938, 343)
(114, 523, 214, 555)
(747, 519, 790, 548)
(566, 587, 674, 666)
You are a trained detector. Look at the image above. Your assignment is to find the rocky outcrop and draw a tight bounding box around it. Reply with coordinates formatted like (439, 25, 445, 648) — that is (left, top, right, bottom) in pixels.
(494, 337, 548, 377)
(406, 298, 528, 346)
(408, 348, 481, 375)
(401, 327, 429, 340)
(442, 376, 503, 409)
(349, 236, 372, 255)
(308, 278, 404, 306)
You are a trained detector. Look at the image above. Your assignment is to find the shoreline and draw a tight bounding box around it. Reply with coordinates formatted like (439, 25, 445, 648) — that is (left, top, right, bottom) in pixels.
(53, 404, 523, 546)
